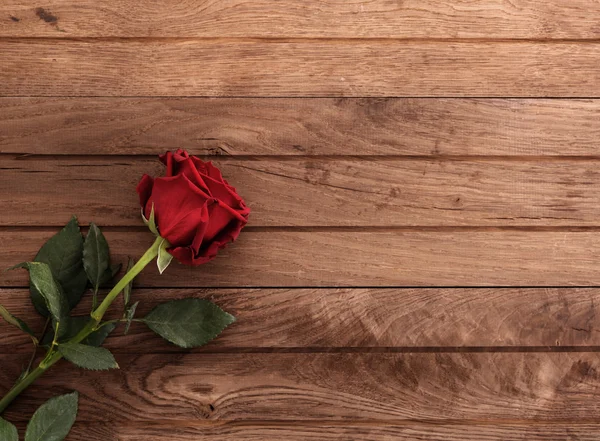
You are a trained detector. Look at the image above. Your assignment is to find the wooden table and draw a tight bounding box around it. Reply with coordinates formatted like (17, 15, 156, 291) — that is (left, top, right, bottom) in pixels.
(1, 1, 600, 439)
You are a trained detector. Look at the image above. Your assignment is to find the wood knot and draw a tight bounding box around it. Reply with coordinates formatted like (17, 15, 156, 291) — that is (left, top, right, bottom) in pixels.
(35, 7, 58, 24)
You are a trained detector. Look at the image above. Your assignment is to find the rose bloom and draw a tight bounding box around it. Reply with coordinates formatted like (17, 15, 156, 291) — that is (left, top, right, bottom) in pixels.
(137, 149, 250, 265)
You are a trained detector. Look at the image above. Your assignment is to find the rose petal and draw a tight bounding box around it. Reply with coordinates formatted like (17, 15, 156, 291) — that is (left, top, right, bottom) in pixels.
(159, 149, 190, 176)
(136, 174, 154, 216)
(150, 150, 250, 266)
(164, 206, 210, 248)
(206, 177, 247, 210)
(200, 160, 224, 182)
(203, 201, 246, 242)
(176, 157, 212, 194)
(149, 174, 211, 244)
(197, 218, 245, 260)
(169, 245, 215, 266)
(190, 156, 209, 174)
(159, 151, 175, 176)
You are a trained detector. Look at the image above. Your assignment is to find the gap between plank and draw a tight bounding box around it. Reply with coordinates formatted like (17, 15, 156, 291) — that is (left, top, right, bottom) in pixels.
(6, 153, 600, 162)
(3, 286, 600, 290)
(2, 95, 599, 99)
(18, 346, 600, 354)
(4, 37, 600, 44)
(3, 346, 600, 355)
(3, 226, 600, 233)
(34, 418, 600, 426)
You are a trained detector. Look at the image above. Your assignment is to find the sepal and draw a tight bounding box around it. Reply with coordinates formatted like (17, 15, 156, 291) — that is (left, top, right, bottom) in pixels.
(157, 238, 173, 274)
(141, 203, 159, 236)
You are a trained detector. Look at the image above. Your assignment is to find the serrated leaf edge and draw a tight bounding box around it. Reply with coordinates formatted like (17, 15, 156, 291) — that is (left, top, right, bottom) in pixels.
(142, 299, 236, 349)
(25, 391, 79, 441)
(58, 343, 119, 371)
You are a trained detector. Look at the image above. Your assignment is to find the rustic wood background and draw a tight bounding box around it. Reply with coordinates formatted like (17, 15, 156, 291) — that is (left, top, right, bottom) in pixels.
(2, 1, 600, 439)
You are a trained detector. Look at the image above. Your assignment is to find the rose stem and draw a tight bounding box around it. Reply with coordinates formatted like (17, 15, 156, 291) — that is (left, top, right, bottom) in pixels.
(0, 236, 163, 415)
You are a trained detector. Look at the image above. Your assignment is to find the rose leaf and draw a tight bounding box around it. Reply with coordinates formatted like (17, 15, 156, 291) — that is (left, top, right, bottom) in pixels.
(0, 417, 18, 441)
(31, 216, 87, 315)
(24, 392, 78, 441)
(58, 343, 119, 370)
(83, 223, 110, 295)
(10, 262, 68, 324)
(0, 304, 37, 343)
(142, 299, 235, 348)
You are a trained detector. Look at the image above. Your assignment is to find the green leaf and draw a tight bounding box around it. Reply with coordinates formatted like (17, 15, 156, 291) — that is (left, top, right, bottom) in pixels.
(12, 262, 68, 324)
(123, 301, 139, 335)
(0, 303, 37, 342)
(141, 203, 159, 236)
(84, 322, 116, 347)
(33, 217, 87, 314)
(58, 343, 119, 370)
(41, 316, 114, 347)
(83, 223, 110, 294)
(123, 258, 135, 307)
(29, 284, 50, 317)
(0, 417, 18, 441)
(142, 299, 235, 348)
(29, 285, 49, 318)
(157, 238, 173, 275)
(25, 392, 78, 441)
(100, 263, 122, 288)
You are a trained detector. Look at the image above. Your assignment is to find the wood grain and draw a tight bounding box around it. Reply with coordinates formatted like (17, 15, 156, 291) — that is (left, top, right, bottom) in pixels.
(3, 353, 600, 422)
(3, 156, 600, 227)
(3, 98, 600, 156)
(2, 1, 600, 439)
(2, 1, 600, 39)
(29, 421, 600, 441)
(2, 41, 600, 97)
(2, 230, 600, 287)
(3, 287, 599, 353)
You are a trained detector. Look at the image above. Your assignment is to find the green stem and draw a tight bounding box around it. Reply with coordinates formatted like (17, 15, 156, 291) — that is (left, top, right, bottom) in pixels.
(91, 236, 162, 324)
(0, 350, 61, 415)
(21, 317, 50, 379)
(0, 366, 44, 414)
(0, 236, 163, 415)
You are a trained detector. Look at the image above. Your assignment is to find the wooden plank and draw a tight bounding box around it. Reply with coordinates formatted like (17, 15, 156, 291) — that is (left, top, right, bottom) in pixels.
(2, 287, 599, 352)
(3, 353, 600, 422)
(26, 421, 600, 441)
(2, 1, 599, 39)
(2, 230, 600, 287)
(2, 41, 600, 97)
(3, 98, 600, 156)
(3, 156, 600, 227)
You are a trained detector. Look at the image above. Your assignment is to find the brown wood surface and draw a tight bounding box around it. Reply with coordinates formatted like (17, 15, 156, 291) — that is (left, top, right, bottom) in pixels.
(2, 1, 599, 39)
(3, 156, 600, 227)
(3, 353, 600, 422)
(3, 288, 599, 353)
(39, 421, 600, 441)
(2, 230, 600, 287)
(3, 98, 600, 156)
(2, 1, 599, 439)
(2, 41, 600, 97)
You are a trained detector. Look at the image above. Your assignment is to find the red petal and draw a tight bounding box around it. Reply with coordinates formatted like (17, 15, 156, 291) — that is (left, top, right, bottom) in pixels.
(164, 206, 210, 248)
(159, 149, 190, 176)
(203, 201, 246, 242)
(176, 157, 211, 194)
(136, 174, 154, 216)
(149, 174, 211, 245)
(169, 246, 215, 266)
(159, 151, 175, 176)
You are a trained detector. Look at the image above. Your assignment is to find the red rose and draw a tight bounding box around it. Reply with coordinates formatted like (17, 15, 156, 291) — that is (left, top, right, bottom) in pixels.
(136, 149, 250, 265)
